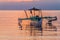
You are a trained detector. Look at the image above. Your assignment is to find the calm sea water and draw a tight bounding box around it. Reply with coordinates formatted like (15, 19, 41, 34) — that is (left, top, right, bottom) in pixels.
(0, 10, 60, 40)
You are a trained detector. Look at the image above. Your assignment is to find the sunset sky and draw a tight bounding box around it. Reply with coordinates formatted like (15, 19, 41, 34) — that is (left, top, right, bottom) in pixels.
(0, 0, 60, 10)
(0, 0, 33, 2)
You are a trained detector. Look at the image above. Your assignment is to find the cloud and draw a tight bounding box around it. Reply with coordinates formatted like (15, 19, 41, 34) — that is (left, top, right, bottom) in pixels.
(0, 0, 60, 10)
(0, 2, 60, 10)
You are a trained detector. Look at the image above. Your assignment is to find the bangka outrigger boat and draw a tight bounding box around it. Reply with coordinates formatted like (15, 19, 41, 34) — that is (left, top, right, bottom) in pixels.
(18, 7, 57, 36)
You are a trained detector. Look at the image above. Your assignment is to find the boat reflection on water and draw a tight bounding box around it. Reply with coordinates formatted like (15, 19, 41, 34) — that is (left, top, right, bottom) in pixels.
(18, 18, 58, 40)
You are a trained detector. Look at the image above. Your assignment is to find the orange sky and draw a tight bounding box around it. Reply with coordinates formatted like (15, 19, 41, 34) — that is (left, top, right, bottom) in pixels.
(0, 0, 33, 2)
